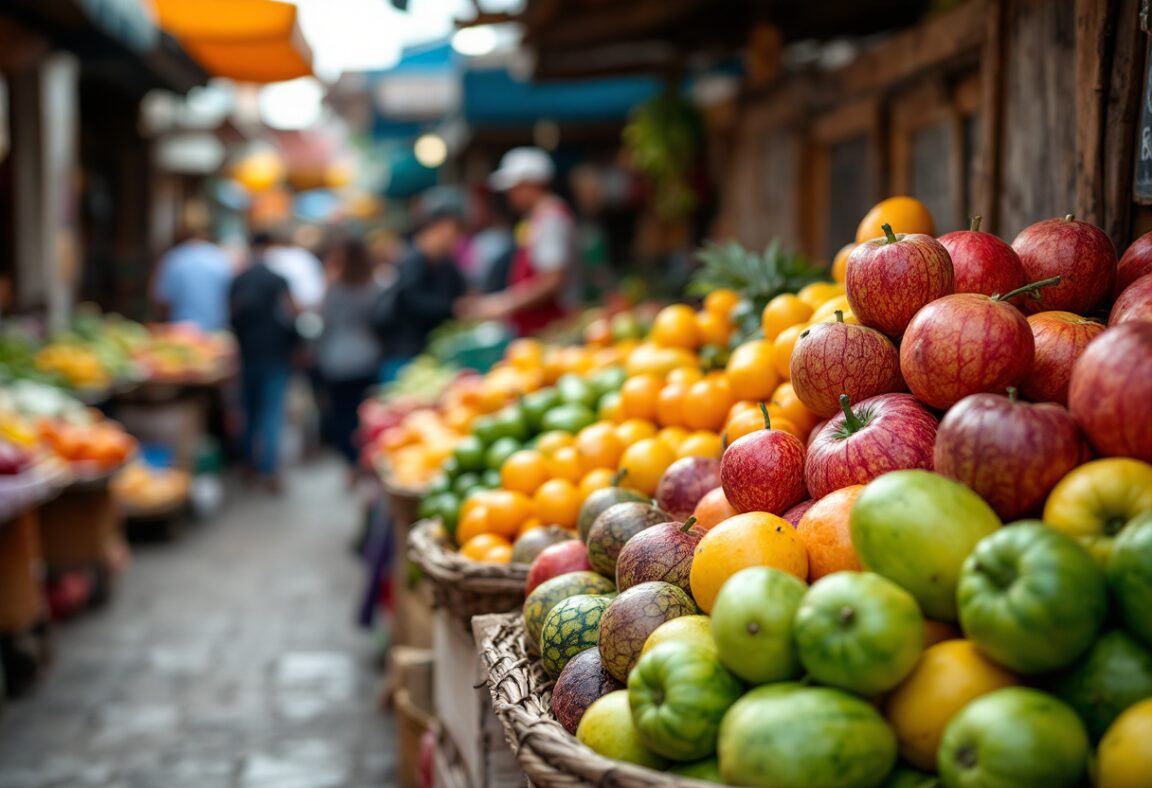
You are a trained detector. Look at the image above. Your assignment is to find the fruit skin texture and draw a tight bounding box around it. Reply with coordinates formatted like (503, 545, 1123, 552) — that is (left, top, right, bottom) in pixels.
(1116, 231, 1152, 296)
(597, 581, 697, 683)
(628, 642, 744, 761)
(933, 391, 1083, 520)
(1011, 215, 1117, 314)
(710, 567, 807, 684)
(576, 690, 668, 769)
(796, 486, 864, 579)
(539, 594, 612, 679)
(523, 571, 617, 655)
(938, 221, 1026, 297)
(719, 684, 898, 788)
(1047, 630, 1152, 742)
(1107, 514, 1152, 649)
(957, 523, 1107, 674)
(1069, 322, 1152, 462)
(577, 485, 649, 543)
(806, 393, 938, 501)
(846, 230, 954, 338)
(781, 498, 815, 527)
(692, 487, 737, 531)
(1019, 311, 1106, 405)
(1043, 458, 1152, 564)
(937, 687, 1089, 788)
(654, 456, 721, 521)
(525, 541, 592, 595)
(690, 512, 808, 614)
(640, 614, 714, 658)
(900, 292, 1035, 410)
(790, 317, 905, 418)
(586, 503, 670, 578)
(511, 525, 575, 565)
(719, 422, 807, 515)
(551, 647, 623, 735)
(851, 470, 1002, 621)
(1109, 272, 1152, 324)
(884, 639, 1019, 772)
(794, 571, 924, 696)
(1096, 697, 1152, 788)
(615, 520, 705, 594)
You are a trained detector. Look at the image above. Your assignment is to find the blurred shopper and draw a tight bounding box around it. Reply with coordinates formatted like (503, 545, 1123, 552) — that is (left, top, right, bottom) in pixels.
(316, 237, 384, 481)
(151, 226, 234, 331)
(459, 147, 577, 334)
(265, 229, 327, 313)
(230, 232, 298, 492)
(379, 208, 467, 380)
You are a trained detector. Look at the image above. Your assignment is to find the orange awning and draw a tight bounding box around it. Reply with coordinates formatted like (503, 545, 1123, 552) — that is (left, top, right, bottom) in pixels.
(153, 0, 312, 83)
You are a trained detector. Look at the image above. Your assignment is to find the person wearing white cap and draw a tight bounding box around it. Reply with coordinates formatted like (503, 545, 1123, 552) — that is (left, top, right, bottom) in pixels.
(458, 147, 576, 335)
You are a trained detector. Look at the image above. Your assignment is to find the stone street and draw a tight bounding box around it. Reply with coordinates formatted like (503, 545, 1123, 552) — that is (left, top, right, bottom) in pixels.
(0, 458, 395, 788)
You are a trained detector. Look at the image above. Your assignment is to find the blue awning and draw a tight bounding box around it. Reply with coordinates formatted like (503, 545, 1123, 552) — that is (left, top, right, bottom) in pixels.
(462, 68, 662, 126)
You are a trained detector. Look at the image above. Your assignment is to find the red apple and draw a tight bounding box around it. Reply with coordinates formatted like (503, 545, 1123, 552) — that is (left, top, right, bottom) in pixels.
(1109, 272, 1152, 325)
(1116, 231, 1152, 297)
(789, 312, 904, 418)
(781, 499, 815, 527)
(654, 456, 721, 521)
(846, 224, 954, 337)
(805, 393, 938, 500)
(524, 540, 591, 595)
(720, 405, 807, 515)
(899, 279, 1053, 409)
(938, 215, 1026, 297)
(934, 389, 1083, 520)
(1011, 215, 1116, 314)
(1068, 321, 1152, 462)
(1019, 311, 1107, 405)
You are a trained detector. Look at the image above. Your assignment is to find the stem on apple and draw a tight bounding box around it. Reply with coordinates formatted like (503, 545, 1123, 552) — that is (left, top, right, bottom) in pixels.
(993, 276, 1062, 302)
(881, 223, 899, 244)
(1007, 386, 1018, 402)
(839, 394, 865, 435)
(1065, 213, 1075, 222)
(835, 310, 844, 323)
(758, 401, 772, 430)
(680, 516, 697, 533)
(970, 215, 982, 232)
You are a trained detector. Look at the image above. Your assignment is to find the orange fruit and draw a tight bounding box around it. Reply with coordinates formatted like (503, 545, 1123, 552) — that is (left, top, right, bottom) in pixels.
(533, 478, 581, 529)
(517, 517, 544, 538)
(693, 487, 738, 531)
(677, 430, 722, 459)
(578, 468, 616, 499)
(575, 423, 625, 471)
(794, 485, 864, 580)
(460, 533, 512, 561)
(618, 437, 677, 496)
(811, 295, 853, 323)
(831, 242, 856, 283)
(657, 426, 691, 451)
(619, 375, 663, 421)
(547, 446, 584, 482)
(704, 288, 741, 318)
(761, 294, 813, 341)
(855, 196, 936, 243)
(796, 281, 845, 311)
(725, 407, 800, 443)
(651, 304, 701, 349)
(501, 450, 550, 495)
(726, 340, 780, 401)
(655, 381, 689, 427)
(771, 381, 821, 436)
(667, 367, 704, 386)
(689, 511, 808, 613)
(626, 343, 697, 377)
(682, 376, 734, 431)
(616, 418, 658, 446)
(483, 489, 534, 539)
(771, 323, 807, 379)
(727, 399, 760, 423)
(695, 310, 732, 347)
(506, 338, 543, 369)
(482, 542, 513, 563)
(583, 318, 613, 347)
(456, 504, 492, 546)
(536, 430, 575, 456)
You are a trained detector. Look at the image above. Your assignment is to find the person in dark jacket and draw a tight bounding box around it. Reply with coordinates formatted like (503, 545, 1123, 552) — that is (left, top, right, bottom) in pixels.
(380, 208, 467, 379)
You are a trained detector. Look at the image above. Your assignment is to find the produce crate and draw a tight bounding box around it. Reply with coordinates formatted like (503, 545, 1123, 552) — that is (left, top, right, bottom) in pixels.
(384, 476, 434, 648)
(0, 508, 52, 697)
(479, 613, 712, 788)
(391, 647, 435, 788)
(37, 482, 121, 570)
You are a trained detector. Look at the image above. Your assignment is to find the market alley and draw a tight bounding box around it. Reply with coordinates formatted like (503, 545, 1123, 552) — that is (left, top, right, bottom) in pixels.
(0, 458, 394, 788)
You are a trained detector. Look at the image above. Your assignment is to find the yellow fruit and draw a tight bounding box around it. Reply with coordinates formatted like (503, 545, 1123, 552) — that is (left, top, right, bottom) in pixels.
(1097, 698, 1152, 788)
(650, 305, 700, 349)
(695, 310, 732, 347)
(761, 294, 813, 341)
(856, 196, 936, 243)
(796, 281, 845, 311)
(771, 323, 808, 380)
(676, 431, 722, 459)
(615, 418, 658, 446)
(618, 438, 676, 496)
(657, 426, 690, 451)
(726, 340, 780, 401)
(811, 295, 853, 323)
(831, 242, 855, 282)
(704, 289, 741, 318)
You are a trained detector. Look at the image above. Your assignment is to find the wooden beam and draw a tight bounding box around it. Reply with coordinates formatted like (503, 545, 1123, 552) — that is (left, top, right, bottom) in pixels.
(973, 0, 1005, 234)
(454, 11, 517, 28)
(1074, 0, 1114, 227)
(524, 0, 700, 49)
(1102, 0, 1146, 246)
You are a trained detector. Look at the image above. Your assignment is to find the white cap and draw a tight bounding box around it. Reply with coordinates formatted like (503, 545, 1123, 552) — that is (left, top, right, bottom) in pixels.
(488, 147, 555, 191)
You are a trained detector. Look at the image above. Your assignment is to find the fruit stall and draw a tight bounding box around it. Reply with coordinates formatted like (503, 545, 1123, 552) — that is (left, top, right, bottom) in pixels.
(366, 179, 1152, 788)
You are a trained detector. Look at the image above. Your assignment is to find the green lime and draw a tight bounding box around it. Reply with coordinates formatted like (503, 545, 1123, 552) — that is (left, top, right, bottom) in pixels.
(453, 472, 482, 497)
(486, 437, 521, 471)
(598, 391, 622, 420)
(492, 406, 531, 442)
(591, 366, 627, 397)
(482, 469, 502, 488)
(541, 403, 597, 435)
(426, 475, 451, 495)
(557, 374, 599, 409)
(453, 436, 487, 472)
(521, 388, 560, 431)
(472, 415, 502, 445)
(440, 455, 461, 479)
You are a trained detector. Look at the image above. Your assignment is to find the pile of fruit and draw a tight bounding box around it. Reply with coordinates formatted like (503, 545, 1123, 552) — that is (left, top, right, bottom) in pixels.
(111, 462, 191, 513)
(424, 195, 1152, 787)
(136, 324, 236, 383)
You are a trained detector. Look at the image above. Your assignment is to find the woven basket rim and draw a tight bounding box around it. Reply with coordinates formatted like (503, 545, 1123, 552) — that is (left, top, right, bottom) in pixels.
(378, 467, 428, 500)
(479, 612, 716, 787)
(408, 518, 529, 589)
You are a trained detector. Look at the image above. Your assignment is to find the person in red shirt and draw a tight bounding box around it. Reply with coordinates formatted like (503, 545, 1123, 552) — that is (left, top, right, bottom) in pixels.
(459, 148, 577, 335)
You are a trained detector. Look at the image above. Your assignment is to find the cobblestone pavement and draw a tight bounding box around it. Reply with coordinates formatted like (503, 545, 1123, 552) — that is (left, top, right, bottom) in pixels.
(0, 458, 395, 788)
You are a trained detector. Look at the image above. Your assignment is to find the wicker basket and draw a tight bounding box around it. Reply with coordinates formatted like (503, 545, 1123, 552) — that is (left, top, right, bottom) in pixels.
(407, 519, 529, 628)
(479, 612, 713, 787)
(380, 471, 425, 532)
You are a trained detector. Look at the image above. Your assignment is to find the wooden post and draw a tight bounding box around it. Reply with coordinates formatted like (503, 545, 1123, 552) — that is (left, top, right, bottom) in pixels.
(975, 0, 1006, 234)
(1075, 0, 1115, 227)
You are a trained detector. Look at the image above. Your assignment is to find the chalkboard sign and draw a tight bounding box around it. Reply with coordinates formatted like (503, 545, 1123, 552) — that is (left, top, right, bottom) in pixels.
(1135, 44, 1152, 203)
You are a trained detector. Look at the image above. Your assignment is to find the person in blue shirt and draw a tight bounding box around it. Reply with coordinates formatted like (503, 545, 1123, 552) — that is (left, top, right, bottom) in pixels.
(151, 227, 234, 331)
